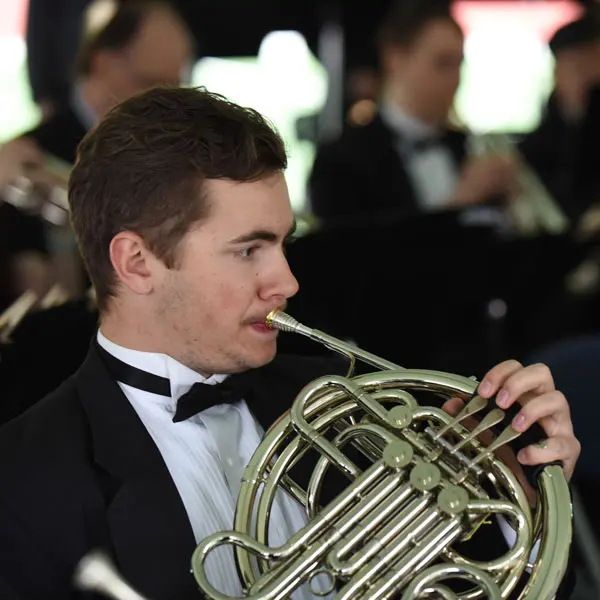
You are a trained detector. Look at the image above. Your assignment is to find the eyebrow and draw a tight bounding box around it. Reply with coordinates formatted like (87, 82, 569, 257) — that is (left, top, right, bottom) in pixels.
(227, 220, 297, 245)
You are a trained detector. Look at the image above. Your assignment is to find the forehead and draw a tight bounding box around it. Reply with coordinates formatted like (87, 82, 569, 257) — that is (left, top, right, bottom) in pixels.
(558, 41, 600, 60)
(413, 19, 464, 54)
(127, 10, 191, 71)
(202, 175, 294, 232)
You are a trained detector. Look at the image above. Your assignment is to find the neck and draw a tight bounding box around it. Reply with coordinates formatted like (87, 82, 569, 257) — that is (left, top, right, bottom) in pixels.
(79, 77, 119, 120)
(100, 306, 166, 355)
(99, 307, 215, 378)
(383, 81, 445, 128)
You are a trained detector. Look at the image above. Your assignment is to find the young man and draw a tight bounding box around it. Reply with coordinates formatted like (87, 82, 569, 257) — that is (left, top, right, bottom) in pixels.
(0, 87, 580, 599)
(309, 0, 517, 226)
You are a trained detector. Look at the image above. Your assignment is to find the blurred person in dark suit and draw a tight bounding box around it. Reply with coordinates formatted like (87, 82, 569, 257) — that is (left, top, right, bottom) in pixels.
(11, 0, 193, 168)
(0, 0, 194, 309)
(519, 13, 600, 222)
(25, 0, 92, 120)
(309, 0, 518, 226)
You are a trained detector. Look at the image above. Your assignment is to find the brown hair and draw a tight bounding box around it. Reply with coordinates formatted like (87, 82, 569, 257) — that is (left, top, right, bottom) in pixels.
(74, 0, 191, 77)
(68, 86, 287, 312)
(376, 0, 462, 55)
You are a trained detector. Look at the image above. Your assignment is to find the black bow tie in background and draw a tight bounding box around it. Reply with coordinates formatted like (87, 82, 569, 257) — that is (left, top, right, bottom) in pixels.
(95, 341, 256, 422)
(406, 135, 443, 154)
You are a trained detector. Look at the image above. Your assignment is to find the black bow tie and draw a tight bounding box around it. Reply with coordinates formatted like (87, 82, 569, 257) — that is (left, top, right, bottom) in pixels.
(173, 375, 255, 422)
(95, 341, 256, 422)
(406, 135, 442, 154)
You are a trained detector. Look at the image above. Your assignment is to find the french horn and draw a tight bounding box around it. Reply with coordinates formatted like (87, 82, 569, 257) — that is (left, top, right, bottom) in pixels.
(75, 311, 572, 599)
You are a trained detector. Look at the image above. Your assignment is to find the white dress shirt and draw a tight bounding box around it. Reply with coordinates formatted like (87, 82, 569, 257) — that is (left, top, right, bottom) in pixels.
(96, 331, 332, 599)
(379, 100, 459, 211)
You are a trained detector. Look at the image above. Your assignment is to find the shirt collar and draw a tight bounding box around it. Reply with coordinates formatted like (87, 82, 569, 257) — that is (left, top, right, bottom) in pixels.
(379, 99, 440, 141)
(96, 330, 229, 409)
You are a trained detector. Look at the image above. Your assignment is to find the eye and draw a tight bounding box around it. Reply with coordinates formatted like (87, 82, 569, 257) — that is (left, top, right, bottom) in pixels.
(237, 246, 259, 259)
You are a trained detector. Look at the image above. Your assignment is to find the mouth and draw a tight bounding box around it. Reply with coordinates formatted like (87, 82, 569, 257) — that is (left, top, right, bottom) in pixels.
(250, 322, 276, 334)
(246, 307, 285, 335)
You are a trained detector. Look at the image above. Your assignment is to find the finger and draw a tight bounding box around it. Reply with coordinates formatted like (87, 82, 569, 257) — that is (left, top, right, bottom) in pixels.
(510, 390, 572, 437)
(441, 397, 464, 416)
(517, 434, 581, 481)
(490, 362, 555, 410)
(478, 359, 523, 398)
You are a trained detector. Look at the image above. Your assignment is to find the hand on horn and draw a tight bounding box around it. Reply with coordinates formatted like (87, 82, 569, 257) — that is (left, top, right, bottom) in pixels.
(442, 360, 580, 502)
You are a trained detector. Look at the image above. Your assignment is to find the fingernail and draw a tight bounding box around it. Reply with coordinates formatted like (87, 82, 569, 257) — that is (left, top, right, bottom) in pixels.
(497, 390, 509, 407)
(479, 380, 492, 396)
(517, 450, 526, 462)
(513, 414, 526, 430)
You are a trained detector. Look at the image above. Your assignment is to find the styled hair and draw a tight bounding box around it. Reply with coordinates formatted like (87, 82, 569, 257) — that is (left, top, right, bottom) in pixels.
(74, 0, 190, 77)
(376, 0, 462, 54)
(549, 14, 600, 57)
(68, 86, 287, 312)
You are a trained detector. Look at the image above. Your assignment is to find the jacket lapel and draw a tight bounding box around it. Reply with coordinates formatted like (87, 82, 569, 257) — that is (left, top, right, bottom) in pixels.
(76, 343, 200, 600)
(366, 115, 420, 214)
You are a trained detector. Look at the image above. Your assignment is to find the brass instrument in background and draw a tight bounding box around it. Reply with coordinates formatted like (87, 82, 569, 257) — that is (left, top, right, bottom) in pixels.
(2, 154, 70, 226)
(0, 290, 38, 344)
(0, 284, 74, 344)
(75, 310, 572, 600)
(467, 133, 570, 237)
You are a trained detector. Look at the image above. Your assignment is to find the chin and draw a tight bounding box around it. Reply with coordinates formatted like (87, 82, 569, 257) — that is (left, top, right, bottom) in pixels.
(247, 341, 278, 369)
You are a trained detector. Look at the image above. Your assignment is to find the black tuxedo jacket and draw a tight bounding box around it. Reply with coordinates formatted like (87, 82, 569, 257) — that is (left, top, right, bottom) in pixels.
(25, 103, 88, 165)
(0, 342, 573, 599)
(308, 114, 468, 226)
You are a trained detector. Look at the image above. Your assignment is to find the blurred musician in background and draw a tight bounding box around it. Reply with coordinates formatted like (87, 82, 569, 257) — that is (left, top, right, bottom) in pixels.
(519, 13, 600, 223)
(26, 0, 92, 121)
(0, 86, 580, 600)
(0, 0, 195, 424)
(0, 0, 194, 306)
(309, 0, 518, 227)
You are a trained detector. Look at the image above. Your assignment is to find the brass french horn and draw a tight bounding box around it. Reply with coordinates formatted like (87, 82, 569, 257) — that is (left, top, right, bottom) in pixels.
(75, 311, 572, 599)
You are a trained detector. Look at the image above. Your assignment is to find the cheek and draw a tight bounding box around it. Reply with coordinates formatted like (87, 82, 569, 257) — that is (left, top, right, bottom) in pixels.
(213, 278, 253, 314)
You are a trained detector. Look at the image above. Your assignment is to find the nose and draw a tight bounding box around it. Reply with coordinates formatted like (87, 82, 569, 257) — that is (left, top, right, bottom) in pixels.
(261, 253, 299, 303)
(278, 256, 300, 300)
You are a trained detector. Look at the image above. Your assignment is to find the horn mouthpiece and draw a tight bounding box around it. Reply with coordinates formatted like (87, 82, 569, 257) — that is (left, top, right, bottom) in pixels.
(265, 310, 301, 333)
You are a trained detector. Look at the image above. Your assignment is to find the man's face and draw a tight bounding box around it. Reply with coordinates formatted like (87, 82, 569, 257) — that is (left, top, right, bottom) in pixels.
(102, 9, 193, 102)
(149, 173, 299, 376)
(387, 19, 464, 123)
(555, 41, 600, 117)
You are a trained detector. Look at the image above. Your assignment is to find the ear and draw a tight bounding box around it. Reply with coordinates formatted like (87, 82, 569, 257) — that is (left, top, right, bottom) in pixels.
(109, 232, 159, 296)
